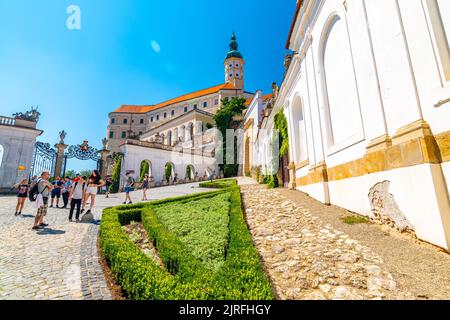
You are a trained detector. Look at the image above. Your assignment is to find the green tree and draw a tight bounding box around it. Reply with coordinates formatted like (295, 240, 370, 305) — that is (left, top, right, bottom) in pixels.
(79, 170, 93, 178)
(274, 110, 289, 158)
(213, 97, 247, 177)
(140, 161, 149, 182)
(64, 169, 76, 179)
(186, 165, 192, 179)
(164, 163, 173, 183)
(110, 154, 122, 193)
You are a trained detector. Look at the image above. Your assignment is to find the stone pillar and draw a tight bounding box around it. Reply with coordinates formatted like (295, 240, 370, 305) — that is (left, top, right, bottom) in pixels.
(54, 143, 68, 178)
(185, 125, 192, 142)
(173, 128, 178, 145)
(100, 149, 110, 179)
(180, 127, 185, 142)
(288, 162, 297, 190)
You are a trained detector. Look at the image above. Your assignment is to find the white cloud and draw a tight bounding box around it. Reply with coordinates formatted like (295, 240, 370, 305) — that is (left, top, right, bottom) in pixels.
(151, 40, 161, 53)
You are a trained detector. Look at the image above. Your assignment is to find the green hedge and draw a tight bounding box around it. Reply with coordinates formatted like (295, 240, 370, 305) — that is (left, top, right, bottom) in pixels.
(99, 179, 273, 300)
(199, 179, 237, 189)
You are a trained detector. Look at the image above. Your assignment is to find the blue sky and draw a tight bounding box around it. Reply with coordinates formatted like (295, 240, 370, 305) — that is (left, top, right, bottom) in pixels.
(0, 0, 296, 171)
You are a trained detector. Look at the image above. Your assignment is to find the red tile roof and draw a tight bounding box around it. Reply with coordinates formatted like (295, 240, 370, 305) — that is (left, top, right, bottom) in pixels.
(113, 83, 236, 114)
(244, 93, 273, 106)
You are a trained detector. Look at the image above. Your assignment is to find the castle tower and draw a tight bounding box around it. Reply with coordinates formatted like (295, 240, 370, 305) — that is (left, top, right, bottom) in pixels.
(224, 32, 244, 90)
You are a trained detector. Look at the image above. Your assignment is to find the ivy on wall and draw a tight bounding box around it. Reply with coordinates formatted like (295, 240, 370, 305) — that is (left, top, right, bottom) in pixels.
(274, 110, 289, 158)
(213, 97, 247, 177)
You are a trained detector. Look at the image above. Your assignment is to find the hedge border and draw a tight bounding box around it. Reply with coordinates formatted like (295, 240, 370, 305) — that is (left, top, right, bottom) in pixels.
(99, 180, 274, 300)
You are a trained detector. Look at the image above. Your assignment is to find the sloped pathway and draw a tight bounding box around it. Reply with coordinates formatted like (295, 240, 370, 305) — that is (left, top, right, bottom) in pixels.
(239, 178, 450, 300)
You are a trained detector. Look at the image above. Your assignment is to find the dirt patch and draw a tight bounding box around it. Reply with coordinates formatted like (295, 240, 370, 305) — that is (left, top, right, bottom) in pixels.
(97, 239, 126, 300)
(122, 221, 165, 268)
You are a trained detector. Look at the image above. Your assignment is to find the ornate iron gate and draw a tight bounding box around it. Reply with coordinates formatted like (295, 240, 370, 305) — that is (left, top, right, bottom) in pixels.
(62, 141, 101, 177)
(30, 142, 57, 177)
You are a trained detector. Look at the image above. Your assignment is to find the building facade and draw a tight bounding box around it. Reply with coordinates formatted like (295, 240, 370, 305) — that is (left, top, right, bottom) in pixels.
(244, 0, 450, 250)
(107, 32, 252, 154)
(107, 33, 253, 185)
(0, 115, 43, 193)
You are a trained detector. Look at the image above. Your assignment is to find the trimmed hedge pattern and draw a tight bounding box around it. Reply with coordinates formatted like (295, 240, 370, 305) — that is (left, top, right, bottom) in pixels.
(99, 180, 273, 300)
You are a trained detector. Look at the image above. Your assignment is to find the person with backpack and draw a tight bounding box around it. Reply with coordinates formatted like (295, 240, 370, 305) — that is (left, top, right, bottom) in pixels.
(68, 176, 86, 222)
(13, 179, 29, 216)
(123, 172, 135, 205)
(31, 171, 53, 230)
(50, 176, 64, 208)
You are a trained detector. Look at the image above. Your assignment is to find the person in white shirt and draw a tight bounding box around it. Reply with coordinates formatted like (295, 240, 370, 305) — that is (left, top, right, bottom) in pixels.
(69, 176, 86, 222)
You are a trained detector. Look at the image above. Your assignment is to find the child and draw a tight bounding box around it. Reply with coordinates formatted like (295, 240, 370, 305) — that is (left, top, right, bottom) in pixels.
(14, 179, 29, 216)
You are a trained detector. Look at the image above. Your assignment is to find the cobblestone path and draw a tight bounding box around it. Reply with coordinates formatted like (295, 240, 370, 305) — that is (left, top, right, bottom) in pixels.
(0, 183, 213, 300)
(239, 179, 417, 300)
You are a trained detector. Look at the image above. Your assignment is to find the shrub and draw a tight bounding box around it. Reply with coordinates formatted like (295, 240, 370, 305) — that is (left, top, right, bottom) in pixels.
(109, 154, 122, 193)
(223, 164, 238, 178)
(99, 179, 273, 300)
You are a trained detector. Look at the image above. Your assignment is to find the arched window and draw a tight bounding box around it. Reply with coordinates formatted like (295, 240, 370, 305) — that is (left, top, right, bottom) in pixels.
(321, 15, 363, 149)
(425, 0, 450, 81)
(0, 144, 4, 168)
(291, 96, 308, 163)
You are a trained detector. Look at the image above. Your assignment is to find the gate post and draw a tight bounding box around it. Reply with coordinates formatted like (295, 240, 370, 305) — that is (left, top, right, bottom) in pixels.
(54, 143, 68, 178)
(99, 138, 110, 178)
(54, 130, 68, 178)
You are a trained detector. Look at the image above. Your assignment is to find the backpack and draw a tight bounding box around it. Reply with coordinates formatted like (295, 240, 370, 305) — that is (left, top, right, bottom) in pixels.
(28, 179, 48, 202)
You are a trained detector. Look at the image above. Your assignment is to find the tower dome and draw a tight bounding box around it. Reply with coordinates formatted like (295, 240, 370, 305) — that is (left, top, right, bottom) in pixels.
(225, 32, 243, 60)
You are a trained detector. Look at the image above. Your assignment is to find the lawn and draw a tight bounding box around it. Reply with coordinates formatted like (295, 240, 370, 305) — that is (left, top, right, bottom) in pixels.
(153, 192, 231, 272)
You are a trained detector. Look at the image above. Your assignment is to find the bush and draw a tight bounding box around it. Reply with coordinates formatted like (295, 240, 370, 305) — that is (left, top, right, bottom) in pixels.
(109, 154, 122, 193)
(99, 179, 273, 300)
(223, 164, 238, 178)
(199, 179, 237, 189)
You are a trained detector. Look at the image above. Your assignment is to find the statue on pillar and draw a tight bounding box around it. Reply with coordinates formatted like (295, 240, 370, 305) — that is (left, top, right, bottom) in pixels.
(59, 130, 67, 144)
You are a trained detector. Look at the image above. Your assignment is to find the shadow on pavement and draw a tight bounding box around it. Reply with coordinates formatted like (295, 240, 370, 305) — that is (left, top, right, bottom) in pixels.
(36, 228, 66, 236)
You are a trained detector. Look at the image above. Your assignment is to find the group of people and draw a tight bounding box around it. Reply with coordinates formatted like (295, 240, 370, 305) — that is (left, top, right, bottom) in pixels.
(13, 170, 109, 230)
(12, 170, 155, 230)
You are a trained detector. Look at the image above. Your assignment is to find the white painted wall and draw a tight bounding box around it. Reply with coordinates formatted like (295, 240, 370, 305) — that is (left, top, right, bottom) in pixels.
(263, 0, 450, 249)
(0, 125, 41, 191)
(121, 144, 218, 185)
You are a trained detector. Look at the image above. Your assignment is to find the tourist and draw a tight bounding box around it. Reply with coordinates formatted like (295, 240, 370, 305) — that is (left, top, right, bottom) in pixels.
(104, 177, 112, 198)
(81, 170, 104, 216)
(13, 179, 29, 216)
(141, 174, 150, 201)
(209, 170, 216, 182)
(61, 176, 72, 209)
(50, 176, 63, 208)
(69, 176, 86, 222)
(123, 172, 135, 205)
(32, 171, 53, 230)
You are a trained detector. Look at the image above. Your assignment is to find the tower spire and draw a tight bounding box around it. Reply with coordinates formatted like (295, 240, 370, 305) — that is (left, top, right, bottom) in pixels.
(226, 31, 243, 60)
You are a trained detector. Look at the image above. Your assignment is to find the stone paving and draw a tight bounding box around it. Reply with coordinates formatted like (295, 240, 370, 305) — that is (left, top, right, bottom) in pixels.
(0, 183, 214, 300)
(238, 178, 416, 300)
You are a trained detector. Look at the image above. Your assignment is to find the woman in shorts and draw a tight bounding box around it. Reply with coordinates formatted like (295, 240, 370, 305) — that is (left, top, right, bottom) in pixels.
(81, 170, 104, 215)
(141, 174, 150, 201)
(14, 179, 29, 216)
